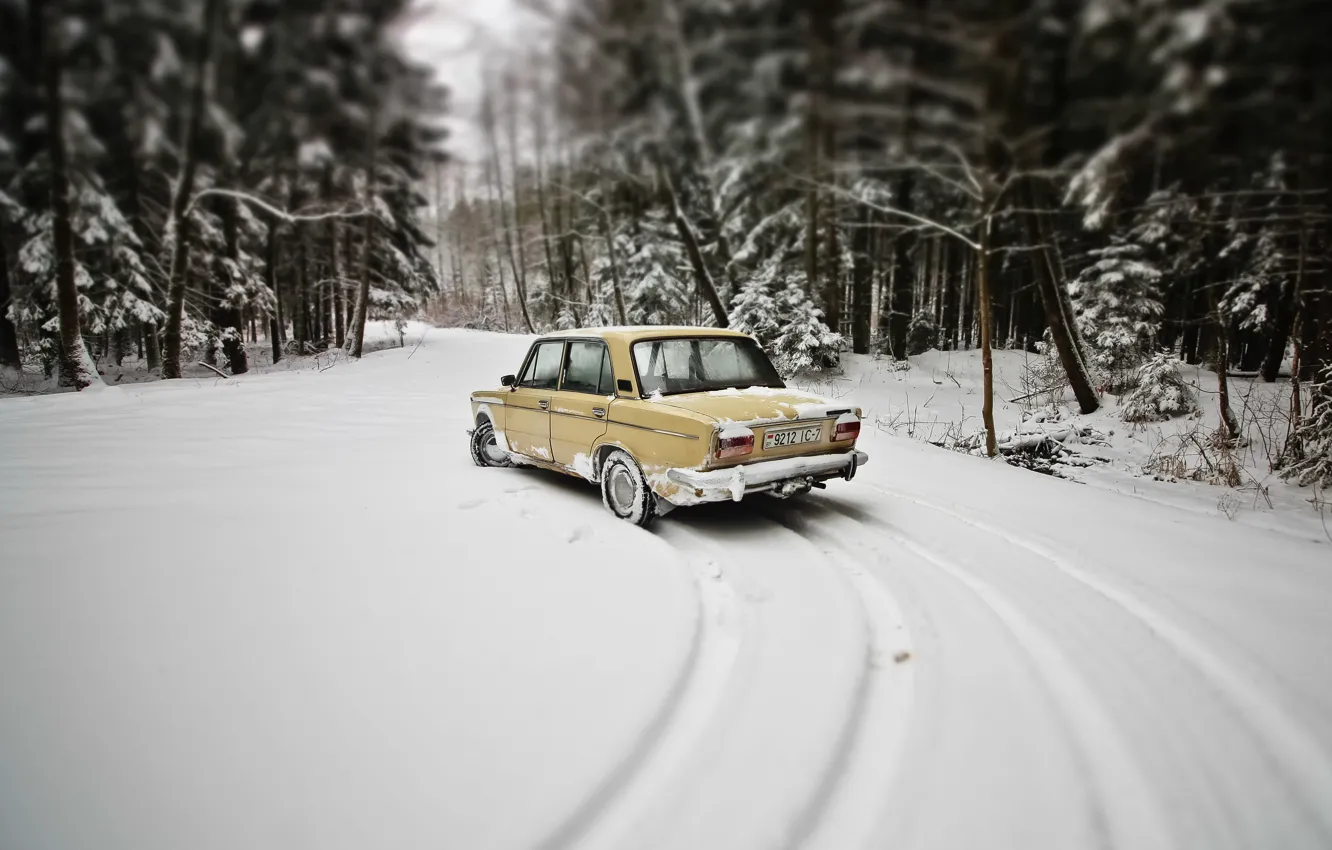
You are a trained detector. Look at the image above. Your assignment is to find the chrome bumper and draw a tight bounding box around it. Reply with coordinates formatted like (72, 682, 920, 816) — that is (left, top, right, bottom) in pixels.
(666, 450, 869, 503)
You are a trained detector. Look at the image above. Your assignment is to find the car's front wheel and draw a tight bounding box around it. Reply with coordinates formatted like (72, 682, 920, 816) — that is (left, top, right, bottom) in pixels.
(470, 420, 512, 468)
(600, 450, 658, 528)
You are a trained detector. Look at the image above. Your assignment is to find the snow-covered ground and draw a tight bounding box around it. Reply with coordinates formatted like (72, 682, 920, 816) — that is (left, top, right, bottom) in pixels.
(2, 327, 1330, 850)
(799, 347, 1330, 541)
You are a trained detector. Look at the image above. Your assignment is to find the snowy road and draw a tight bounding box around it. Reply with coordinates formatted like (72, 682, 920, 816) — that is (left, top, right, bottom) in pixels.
(3, 328, 1331, 850)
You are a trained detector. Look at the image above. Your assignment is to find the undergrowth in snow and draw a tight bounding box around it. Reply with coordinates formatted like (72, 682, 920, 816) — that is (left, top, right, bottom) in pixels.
(794, 346, 1326, 533)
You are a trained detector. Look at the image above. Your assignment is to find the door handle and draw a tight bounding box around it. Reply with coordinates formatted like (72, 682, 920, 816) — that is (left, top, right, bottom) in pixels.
(538, 400, 549, 410)
(592, 407, 606, 418)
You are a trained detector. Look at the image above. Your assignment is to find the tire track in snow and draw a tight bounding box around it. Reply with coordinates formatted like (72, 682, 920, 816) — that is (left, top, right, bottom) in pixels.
(757, 506, 915, 850)
(605, 513, 871, 850)
(806, 497, 1175, 850)
(866, 482, 1332, 845)
(532, 527, 743, 850)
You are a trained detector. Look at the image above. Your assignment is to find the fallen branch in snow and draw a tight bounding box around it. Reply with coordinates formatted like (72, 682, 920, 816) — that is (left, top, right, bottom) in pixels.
(1009, 384, 1065, 404)
(196, 362, 229, 379)
(408, 330, 428, 359)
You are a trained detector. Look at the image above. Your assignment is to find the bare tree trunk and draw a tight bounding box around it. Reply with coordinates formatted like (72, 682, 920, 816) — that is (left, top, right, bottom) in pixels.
(162, 0, 222, 379)
(483, 156, 513, 330)
(333, 279, 345, 348)
(0, 240, 20, 369)
(216, 193, 249, 373)
(321, 165, 341, 348)
(851, 202, 873, 353)
(596, 168, 628, 325)
(578, 235, 593, 324)
(888, 171, 916, 359)
(1023, 183, 1098, 412)
(977, 217, 997, 457)
(504, 76, 536, 322)
(452, 172, 469, 310)
(482, 82, 534, 333)
(558, 145, 579, 314)
(483, 138, 531, 332)
(1287, 310, 1305, 461)
(659, 163, 728, 327)
(433, 160, 448, 312)
(1215, 312, 1241, 440)
(346, 104, 378, 358)
(534, 96, 563, 313)
(41, 0, 97, 389)
(294, 218, 309, 347)
(266, 222, 282, 363)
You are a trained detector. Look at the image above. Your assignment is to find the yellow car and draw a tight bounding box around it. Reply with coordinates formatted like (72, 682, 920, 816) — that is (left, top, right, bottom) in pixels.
(467, 327, 868, 527)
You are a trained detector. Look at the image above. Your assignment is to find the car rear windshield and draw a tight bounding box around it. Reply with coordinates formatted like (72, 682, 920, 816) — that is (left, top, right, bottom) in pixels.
(632, 337, 785, 396)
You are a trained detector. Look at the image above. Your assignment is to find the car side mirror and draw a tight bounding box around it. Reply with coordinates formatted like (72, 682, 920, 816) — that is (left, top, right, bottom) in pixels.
(501, 374, 516, 387)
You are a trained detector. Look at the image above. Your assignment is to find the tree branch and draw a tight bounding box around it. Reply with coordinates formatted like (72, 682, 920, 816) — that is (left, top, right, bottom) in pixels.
(791, 172, 980, 250)
(184, 188, 378, 225)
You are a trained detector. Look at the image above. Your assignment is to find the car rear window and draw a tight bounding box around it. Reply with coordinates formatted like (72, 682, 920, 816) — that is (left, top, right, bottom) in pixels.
(632, 337, 784, 396)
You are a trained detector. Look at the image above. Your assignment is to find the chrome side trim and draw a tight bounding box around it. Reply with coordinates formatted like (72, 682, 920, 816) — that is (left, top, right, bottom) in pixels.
(607, 420, 700, 440)
(550, 409, 608, 424)
(471, 396, 506, 405)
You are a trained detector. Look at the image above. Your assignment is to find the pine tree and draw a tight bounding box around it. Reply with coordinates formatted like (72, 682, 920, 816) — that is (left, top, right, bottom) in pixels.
(1070, 240, 1164, 391)
(771, 282, 842, 375)
(728, 271, 780, 345)
(1120, 353, 1199, 423)
(1281, 365, 1332, 489)
(41, 0, 99, 389)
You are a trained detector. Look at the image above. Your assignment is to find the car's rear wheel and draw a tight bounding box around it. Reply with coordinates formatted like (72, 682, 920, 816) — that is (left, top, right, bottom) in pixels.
(470, 420, 512, 468)
(600, 450, 657, 528)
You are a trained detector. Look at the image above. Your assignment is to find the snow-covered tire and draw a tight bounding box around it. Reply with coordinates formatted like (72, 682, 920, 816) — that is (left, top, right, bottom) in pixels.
(600, 450, 658, 528)
(470, 420, 512, 468)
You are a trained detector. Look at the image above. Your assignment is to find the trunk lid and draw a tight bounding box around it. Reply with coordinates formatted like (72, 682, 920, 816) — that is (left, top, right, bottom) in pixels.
(650, 387, 856, 466)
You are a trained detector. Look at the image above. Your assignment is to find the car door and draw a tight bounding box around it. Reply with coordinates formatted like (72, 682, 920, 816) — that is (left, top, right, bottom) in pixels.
(505, 339, 564, 462)
(549, 340, 615, 468)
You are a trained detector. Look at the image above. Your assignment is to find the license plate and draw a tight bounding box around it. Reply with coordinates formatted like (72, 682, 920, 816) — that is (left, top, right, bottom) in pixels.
(763, 425, 822, 450)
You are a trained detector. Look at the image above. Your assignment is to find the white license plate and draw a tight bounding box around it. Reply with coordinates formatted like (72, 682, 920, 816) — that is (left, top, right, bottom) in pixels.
(763, 425, 822, 450)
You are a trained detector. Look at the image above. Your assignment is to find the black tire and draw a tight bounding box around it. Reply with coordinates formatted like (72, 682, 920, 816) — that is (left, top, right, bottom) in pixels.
(599, 450, 658, 528)
(470, 420, 512, 468)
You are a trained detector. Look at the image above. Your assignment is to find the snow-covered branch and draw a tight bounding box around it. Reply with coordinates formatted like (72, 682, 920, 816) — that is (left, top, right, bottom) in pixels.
(183, 188, 378, 225)
(792, 172, 980, 250)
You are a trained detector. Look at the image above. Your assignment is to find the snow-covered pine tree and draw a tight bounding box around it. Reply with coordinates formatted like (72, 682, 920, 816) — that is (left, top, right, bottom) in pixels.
(771, 281, 842, 375)
(1069, 240, 1164, 392)
(1282, 365, 1332, 489)
(727, 268, 780, 346)
(1219, 155, 1296, 374)
(622, 218, 693, 326)
(1120, 352, 1199, 422)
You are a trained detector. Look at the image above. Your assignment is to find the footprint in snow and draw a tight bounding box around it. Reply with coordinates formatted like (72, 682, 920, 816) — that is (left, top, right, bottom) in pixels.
(566, 526, 591, 544)
(457, 498, 486, 510)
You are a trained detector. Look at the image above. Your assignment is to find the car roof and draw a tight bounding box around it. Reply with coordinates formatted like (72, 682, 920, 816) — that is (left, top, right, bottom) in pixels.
(537, 326, 753, 344)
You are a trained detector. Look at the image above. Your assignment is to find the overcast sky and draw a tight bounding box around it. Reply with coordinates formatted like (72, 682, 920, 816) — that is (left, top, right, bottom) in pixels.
(399, 0, 528, 161)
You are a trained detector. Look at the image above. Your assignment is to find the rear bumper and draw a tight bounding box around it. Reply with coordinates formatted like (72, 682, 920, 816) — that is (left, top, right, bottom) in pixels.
(665, 450, 869, 504)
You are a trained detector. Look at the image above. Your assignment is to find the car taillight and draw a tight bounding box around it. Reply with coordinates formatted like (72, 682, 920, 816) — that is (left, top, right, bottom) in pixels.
(716, 433, 754, 459)
(833, 418, 861, 442)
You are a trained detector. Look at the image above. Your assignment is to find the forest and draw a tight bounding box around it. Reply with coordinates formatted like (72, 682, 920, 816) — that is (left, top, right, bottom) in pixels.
(0, 0, 446, 385)
(431, 0, 1331, 481)
(2, 0, 1330, 487)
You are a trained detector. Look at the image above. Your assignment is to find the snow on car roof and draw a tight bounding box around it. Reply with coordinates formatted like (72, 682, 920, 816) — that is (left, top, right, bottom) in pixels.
(538, 326, 754, 342)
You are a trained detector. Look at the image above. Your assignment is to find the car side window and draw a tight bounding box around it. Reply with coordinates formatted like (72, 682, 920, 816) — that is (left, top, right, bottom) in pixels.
(561, 341, 607, 394)
(597, 347, 615, 396)
(519, 341, 564, 389)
